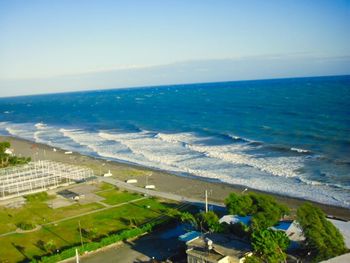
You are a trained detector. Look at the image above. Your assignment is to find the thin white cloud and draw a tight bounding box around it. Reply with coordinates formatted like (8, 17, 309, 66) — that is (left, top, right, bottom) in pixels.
(0, 54, 349, 97)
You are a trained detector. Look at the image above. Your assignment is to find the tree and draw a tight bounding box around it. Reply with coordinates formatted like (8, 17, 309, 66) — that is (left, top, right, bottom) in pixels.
(251, 229, 290, 263)
(0, 141, 31, 168)
(224, 192, 289, 230)
(180, 211, 221, 233)
(196, 211, 221, 233)
(180, 212, 198, 229)
(81, 227, 98, 241)
(229, 222, 249, 238)
(244, 255, 263, 263)
(0, 141, 10, 167)
(225, 193, 253, 216)
(44, 240, 56, 254)
(297, 203, 347, 262)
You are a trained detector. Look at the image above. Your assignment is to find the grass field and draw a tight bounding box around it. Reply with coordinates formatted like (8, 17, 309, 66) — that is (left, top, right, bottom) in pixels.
(97, 189, 141, 205)
(0, 182, 177, 262)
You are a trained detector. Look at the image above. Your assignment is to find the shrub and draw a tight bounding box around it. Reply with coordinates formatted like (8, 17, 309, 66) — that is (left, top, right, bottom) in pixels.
(16, 222, 36, 230)
(44, 240, 56, 254)
(81, 227, 98, 240)
(25, 192, 52, 202)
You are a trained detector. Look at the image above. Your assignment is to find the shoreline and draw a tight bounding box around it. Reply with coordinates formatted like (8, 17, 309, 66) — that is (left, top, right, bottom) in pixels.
(1, 135, 350, 220)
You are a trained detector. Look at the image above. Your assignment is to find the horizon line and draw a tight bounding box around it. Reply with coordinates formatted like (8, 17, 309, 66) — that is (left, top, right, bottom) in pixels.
(0, 73, 349, 99)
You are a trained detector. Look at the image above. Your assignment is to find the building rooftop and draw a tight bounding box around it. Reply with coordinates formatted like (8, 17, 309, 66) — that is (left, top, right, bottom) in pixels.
(219, 215, 252, 226)
(179, 230, 201, 243)
(270, 220, 305, 242)
(186, 233, 251, 263)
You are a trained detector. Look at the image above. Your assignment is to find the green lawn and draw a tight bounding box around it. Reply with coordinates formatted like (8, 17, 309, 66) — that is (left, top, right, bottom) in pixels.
(96, 182, 115, 191)
(0, 184, 176, 262)
(97, 189, 141, 205)
(0, 199, 104, 235)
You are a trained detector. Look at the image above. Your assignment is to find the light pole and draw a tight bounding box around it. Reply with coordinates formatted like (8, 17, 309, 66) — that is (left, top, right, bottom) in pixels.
(205, 190, 208, 213)
(145, 172, 152, 185)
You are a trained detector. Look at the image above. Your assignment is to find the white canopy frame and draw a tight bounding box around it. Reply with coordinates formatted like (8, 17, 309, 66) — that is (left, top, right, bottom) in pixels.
(0, 160, 94, 200)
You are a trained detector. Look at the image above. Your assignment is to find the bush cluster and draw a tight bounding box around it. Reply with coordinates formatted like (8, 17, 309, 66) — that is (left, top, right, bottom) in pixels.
(16, 222, 36, 231)
(25, 192, 52, 202)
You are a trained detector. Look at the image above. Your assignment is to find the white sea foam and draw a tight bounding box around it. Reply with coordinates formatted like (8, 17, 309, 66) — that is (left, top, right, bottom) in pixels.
(291, 147, 310, 153)
(155, 132, 201, 145)
(5, 124, 36, 141)
(154, 131, 303, 178)
(227, 134, 254, 143)
(99, 131, 200, 169)
(33, 130, 45, 144)
(1, 122, 349, 208)
(185, 144, 302, 178)
(34, 122, 47, 129)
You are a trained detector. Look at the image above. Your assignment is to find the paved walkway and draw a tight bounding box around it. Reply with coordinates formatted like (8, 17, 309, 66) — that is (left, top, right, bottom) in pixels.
(99, 176, 224, 209)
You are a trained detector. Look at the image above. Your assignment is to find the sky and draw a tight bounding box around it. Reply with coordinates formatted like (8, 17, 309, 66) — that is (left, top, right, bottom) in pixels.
(0, 0, 350, 97)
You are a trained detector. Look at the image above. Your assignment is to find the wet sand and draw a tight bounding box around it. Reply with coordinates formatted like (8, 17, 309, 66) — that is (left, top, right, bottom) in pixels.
(1, 135, 350, 220)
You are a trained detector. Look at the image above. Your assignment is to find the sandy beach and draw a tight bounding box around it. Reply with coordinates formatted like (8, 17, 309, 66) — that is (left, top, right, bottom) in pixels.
(1, 135, 350, 220)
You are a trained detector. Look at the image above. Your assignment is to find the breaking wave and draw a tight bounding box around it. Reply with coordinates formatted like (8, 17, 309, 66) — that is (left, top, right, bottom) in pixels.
(0, 121, 349, 208)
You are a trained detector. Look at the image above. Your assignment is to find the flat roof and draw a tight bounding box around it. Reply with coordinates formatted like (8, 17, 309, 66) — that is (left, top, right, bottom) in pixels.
(187, 233, 250, 261)
(179, 231, 201, 242)
(273, 221, 293, 231)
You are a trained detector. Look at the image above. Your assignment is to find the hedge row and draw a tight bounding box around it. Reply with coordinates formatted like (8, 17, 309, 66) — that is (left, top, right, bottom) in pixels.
(31, 223, 155, 263)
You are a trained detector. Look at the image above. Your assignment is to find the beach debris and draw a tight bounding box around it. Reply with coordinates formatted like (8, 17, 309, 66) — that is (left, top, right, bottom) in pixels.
(103, 170, 112, 177)
(53, 148, 57, 152)
(145, 184, 155, 189)
(64, 151, 73, 155)
(126, 179, 137, 184)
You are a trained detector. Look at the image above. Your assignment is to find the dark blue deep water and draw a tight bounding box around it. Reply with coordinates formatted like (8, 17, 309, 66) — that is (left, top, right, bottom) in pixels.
(1, 75, 349, 207)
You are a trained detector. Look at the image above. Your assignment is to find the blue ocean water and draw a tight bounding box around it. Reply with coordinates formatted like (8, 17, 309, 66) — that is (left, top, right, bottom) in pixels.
(0, 75, 349, 207)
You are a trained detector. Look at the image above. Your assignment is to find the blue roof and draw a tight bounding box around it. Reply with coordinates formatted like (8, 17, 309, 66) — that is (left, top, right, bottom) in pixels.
(178, 231, 201, 242)
(273, 221, 293, 231)
(235, 215, 252, 226)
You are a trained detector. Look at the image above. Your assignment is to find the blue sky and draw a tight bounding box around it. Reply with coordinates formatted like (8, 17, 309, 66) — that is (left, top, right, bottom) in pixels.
(0, 0, 349, 96)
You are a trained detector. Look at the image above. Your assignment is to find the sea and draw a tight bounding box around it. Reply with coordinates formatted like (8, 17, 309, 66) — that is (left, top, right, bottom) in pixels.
(0, 75, 349, 208)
